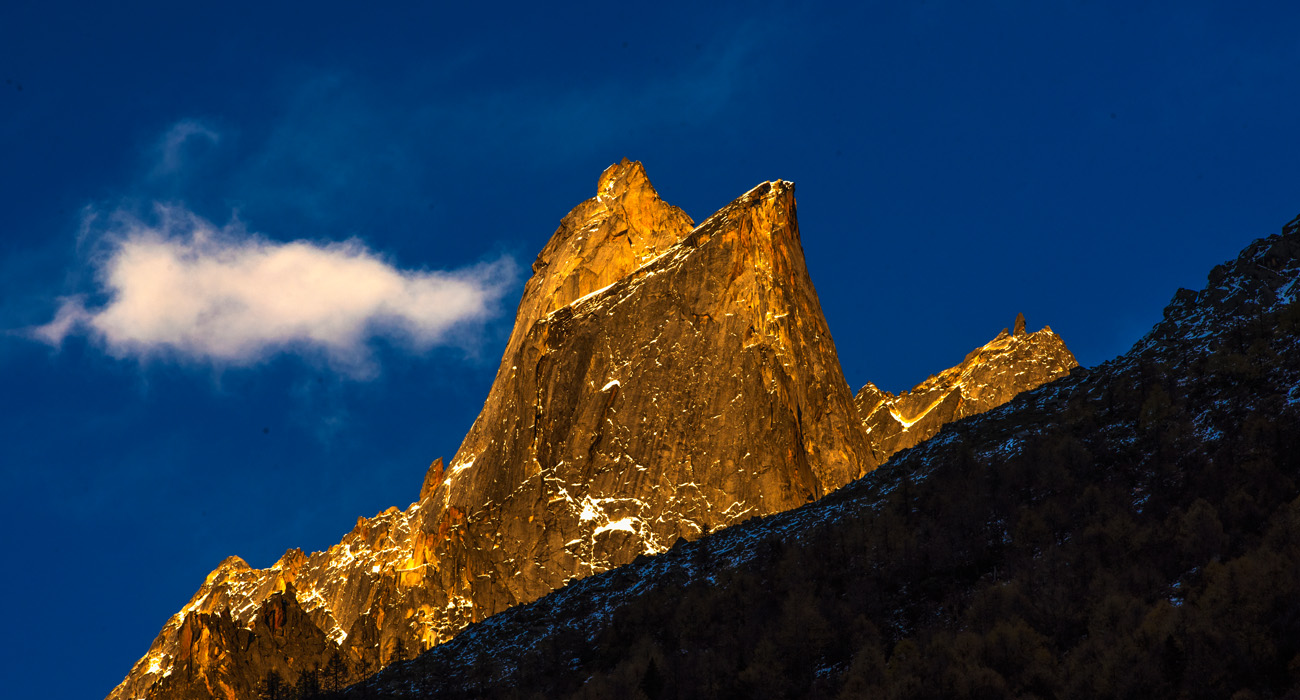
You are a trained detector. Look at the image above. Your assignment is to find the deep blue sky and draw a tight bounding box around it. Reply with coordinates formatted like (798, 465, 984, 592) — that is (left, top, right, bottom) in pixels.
(3, 2, 1298, 698)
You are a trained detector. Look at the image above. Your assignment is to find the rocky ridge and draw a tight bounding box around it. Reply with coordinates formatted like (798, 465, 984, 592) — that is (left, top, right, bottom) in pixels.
(855, 314, 1078, 464)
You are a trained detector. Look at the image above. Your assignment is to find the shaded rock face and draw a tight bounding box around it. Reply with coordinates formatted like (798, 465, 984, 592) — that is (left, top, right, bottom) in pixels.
(107, 160, 872, 700)
(855, 319, 1078, 464)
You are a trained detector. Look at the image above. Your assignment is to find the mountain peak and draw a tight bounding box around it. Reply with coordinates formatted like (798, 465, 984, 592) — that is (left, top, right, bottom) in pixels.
(594, 157, 654, 202)
(109, 163, 868, 700)
(527, 160, 693, 312)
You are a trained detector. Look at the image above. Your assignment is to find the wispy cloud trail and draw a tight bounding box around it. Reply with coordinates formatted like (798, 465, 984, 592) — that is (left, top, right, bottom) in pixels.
(154, 120, 219, 175)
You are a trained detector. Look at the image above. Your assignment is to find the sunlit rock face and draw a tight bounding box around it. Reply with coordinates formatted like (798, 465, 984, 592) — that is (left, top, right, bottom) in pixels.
(442, 175, 872, 604)
(107, 161, 872, 700)
(855, 314, 1079, 464)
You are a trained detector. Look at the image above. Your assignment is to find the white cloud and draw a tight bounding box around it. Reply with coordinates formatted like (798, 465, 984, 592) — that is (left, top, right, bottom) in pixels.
(33, 205, 515, 374)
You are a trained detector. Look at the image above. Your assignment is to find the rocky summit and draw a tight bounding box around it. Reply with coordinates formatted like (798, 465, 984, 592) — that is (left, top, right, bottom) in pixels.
(856, 314, 1078, 465)
(108, 161, 1077, 700)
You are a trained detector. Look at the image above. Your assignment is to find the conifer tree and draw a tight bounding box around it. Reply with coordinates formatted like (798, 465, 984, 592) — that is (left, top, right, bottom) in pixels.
(294, 666, 321, 699)
(323, 651, 350, 694)
(258, 669, 286, 700)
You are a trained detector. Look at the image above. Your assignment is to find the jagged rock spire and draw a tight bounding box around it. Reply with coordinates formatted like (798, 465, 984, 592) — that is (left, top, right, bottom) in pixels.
(418, 458, 444, 501)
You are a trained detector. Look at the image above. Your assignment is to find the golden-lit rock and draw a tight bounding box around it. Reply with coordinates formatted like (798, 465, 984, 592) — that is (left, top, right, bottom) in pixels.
(423, 177, 871, 612)
(855, 317, 1079, 463)
(417, 457, 443, 501)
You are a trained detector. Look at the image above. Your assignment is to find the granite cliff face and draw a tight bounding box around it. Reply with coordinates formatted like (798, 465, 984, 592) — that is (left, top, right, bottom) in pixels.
(108, 161, 1075, 700)
(855, 314, 1078, 464)
(440, 173, 873, 593)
